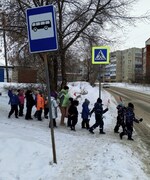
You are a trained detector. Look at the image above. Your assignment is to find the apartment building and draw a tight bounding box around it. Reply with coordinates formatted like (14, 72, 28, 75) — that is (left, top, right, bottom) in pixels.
(143, 38, 150, 83)
(104, 50, 122, 82)
(122, 48, 142, 82)
(104, 48, 143, 83)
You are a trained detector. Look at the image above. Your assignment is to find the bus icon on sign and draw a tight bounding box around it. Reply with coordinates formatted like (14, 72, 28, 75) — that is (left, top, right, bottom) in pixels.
(32, 20, 51, 32)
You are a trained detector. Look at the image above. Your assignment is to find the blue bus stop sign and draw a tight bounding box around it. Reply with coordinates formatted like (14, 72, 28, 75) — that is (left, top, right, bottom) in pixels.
(26, 5, 58, 53)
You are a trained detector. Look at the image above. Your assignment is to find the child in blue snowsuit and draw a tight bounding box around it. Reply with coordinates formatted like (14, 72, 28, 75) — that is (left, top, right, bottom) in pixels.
(8, 89, 19, 118)
(120, 102, 143, 140)
(81, 99, 90, 129)
(114, 103, 126, 133)
(89, 98, 108, 134)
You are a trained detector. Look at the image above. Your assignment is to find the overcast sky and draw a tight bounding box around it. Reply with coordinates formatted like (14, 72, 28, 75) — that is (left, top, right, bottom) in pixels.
(1, 0, 150, 64)
(116, 0, 150, 50)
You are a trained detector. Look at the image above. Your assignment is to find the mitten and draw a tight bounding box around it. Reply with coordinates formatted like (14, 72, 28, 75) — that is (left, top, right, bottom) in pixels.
(139, 118, 143, 122)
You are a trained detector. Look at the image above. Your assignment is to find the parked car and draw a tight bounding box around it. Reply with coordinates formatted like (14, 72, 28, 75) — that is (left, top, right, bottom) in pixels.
(102, 83, 110, 88)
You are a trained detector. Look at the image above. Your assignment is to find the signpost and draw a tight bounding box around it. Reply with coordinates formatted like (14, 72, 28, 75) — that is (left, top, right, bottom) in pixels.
(26, 5, 58, 53)
(92, 46, 110, 98)
(26, 5, 58, 164)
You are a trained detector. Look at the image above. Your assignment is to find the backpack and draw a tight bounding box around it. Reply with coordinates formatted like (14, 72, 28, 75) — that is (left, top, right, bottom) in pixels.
(125, 108, 133, 124)
(94, 102, 102, 115)
(117, 105, 125, 116)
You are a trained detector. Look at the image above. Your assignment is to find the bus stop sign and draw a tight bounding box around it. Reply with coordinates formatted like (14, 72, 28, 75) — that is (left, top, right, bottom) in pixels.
(26, 5, 58, 53)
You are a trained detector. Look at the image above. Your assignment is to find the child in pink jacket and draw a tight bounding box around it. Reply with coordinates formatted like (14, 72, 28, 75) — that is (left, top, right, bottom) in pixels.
(18, 89, 25, 116)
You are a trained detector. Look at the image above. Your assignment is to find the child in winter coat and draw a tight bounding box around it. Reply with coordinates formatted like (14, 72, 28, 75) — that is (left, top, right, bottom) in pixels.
(120, 102, 143, 141)
(81, 98, 90, 129)
(25, 90, 35, 120)
(67, 97, 74, 127)
(68, 100, 79, 131)
(18, 89, 25, 116)
(49, 95, 59, 128)
(44, 97, 49, 119)
(36, 91, 45, 121)
(8, 89, 19, 118)
(89, 98, 108, 134)
(114, 103, 126, 133)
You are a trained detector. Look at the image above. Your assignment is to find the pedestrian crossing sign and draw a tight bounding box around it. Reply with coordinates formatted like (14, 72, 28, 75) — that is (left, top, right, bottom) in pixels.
(92, 46, 110, 64)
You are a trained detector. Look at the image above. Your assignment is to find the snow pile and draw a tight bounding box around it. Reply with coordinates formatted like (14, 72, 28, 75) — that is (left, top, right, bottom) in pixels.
(0, 81, 149, 180)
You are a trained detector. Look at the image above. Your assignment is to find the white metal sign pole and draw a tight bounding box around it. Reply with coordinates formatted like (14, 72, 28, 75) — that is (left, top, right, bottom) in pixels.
(44, 53, 57, 164)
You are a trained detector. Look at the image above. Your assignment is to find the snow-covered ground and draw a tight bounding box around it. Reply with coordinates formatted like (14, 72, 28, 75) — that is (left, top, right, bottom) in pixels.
(110, 82, 150, 95)
(0, 82, 149, 180)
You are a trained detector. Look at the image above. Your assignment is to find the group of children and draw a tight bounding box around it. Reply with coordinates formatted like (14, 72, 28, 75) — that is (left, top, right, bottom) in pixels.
(114, 102, 143, 141)
(7, 87, 143, 141)
(64, 95, 143, 141)
(7, 88, 59, 127)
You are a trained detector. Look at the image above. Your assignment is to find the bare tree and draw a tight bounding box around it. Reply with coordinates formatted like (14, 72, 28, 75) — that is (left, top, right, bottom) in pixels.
(1, 0, 150, 88)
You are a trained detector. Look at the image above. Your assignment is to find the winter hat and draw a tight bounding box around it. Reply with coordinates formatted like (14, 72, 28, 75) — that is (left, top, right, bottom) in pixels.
(38, 90, 43, 95)
(69, 97, 74, 102)
(85, 98, 90, 104)
(51, 91, 57, 98)
(118, 102, 124, 106)
(97, 98, 102, 104)
(25, 90, 32, 96)
(64, 86, 69, 90)
(73, 100, 79, 106)
(128, 102, 134, 109)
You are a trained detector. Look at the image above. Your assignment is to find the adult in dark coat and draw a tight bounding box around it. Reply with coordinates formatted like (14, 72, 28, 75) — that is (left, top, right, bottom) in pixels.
(8, 89, 19, 118)
(25, 90, 35, 120)
(89, 98, 108, 134)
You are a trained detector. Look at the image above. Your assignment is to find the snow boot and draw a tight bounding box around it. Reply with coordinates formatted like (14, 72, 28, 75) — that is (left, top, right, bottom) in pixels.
(100, 131, 106, 134)
(71, 126, 76, 131)
(100, 128, 106, 134)
(114, 125, 119, 133)
(120, 132, 123, 139)
(128, 136, 134, 141)
(89, 128, 94, 134)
